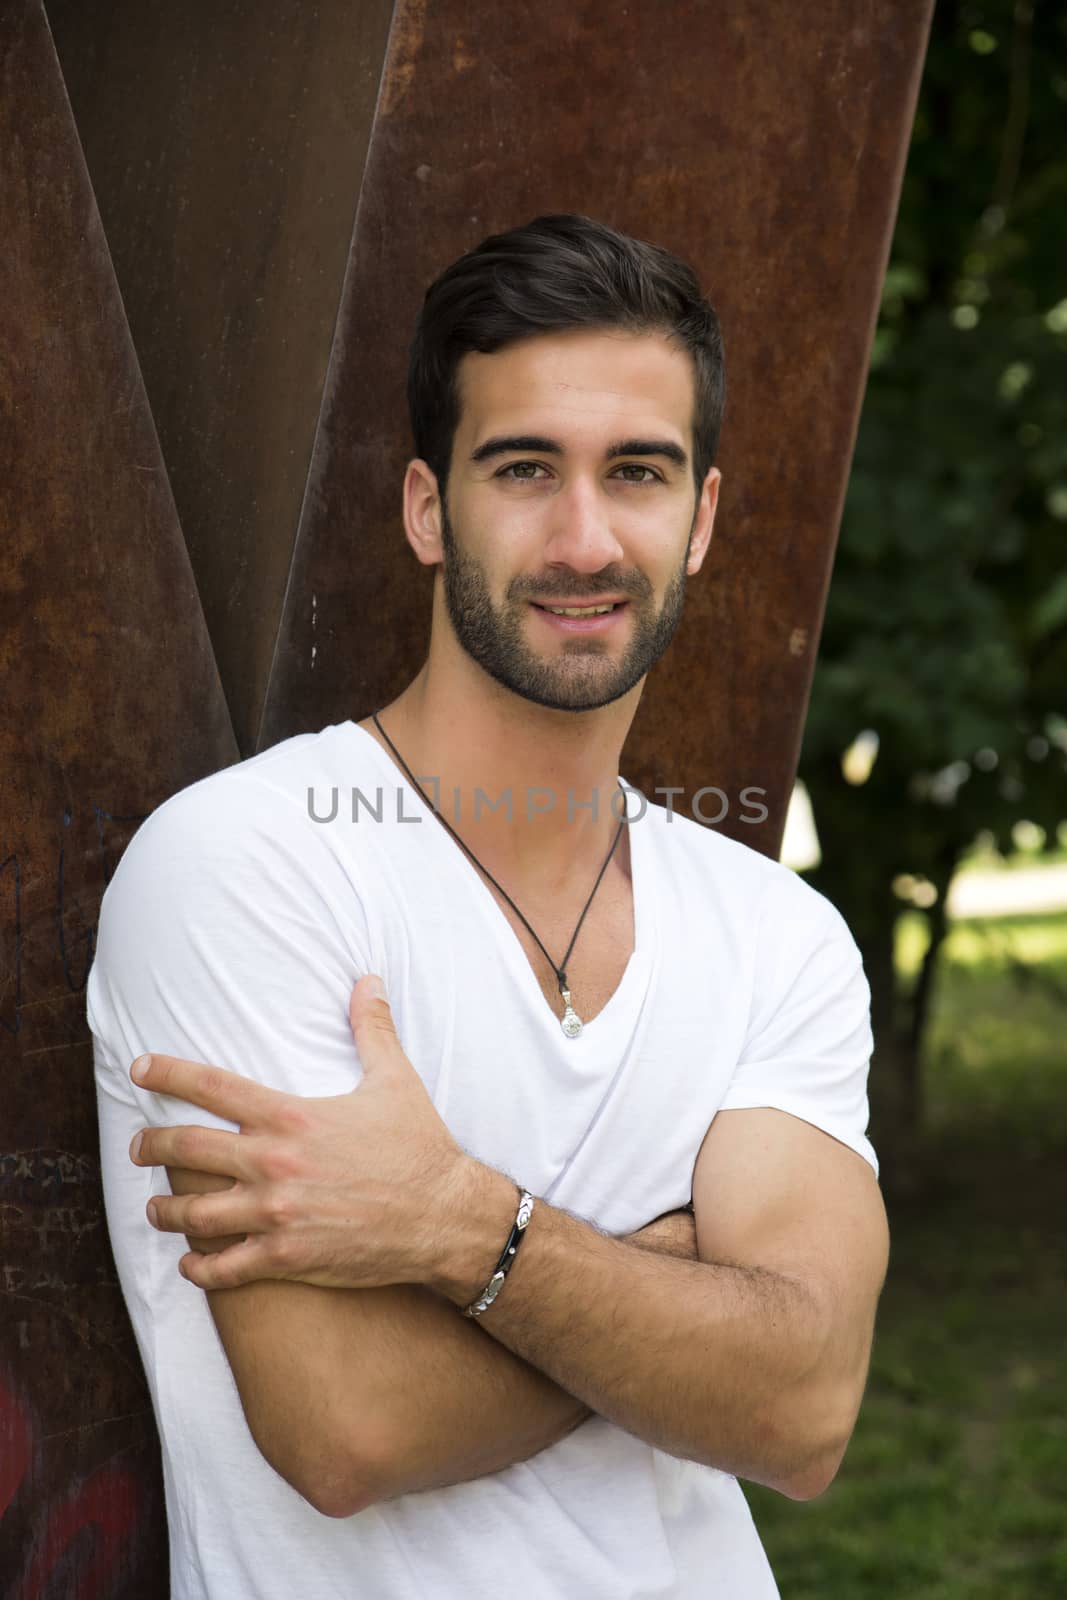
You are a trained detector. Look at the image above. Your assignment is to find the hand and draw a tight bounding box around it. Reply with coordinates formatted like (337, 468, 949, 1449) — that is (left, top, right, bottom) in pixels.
(128, 975, 476, 1292)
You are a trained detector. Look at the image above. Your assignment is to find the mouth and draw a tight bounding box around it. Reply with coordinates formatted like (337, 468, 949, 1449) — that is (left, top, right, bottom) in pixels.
(529, 600, 630, 634)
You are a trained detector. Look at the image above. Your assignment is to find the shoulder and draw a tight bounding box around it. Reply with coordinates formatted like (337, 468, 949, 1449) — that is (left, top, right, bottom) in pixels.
(92, 723, 385, 996)
(632, 787, 846, 939)
(103, 722, 363, 893)
(88, 724, 375, 1086)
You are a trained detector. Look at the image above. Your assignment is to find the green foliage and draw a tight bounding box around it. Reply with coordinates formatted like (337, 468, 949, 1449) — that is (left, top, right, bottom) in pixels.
(801, 0, 1067, 886)
(899, 905, 1067, 1148)
(765, 16, 1067, 1582)
(744, 909, 1067, 1598)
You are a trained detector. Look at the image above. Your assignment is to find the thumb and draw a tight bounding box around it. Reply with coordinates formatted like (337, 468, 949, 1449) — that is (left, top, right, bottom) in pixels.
(349, 974, 399, 1061)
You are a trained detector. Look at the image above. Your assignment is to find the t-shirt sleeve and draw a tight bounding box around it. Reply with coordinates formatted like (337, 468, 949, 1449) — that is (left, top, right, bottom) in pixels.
(87, 770, 378, 1143)
(718, 866, 879, 1179)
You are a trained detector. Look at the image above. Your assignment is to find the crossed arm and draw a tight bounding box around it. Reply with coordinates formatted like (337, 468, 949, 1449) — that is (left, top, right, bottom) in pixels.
(150, 1032, 888, 1522)
(172, 1164, 700, 1516)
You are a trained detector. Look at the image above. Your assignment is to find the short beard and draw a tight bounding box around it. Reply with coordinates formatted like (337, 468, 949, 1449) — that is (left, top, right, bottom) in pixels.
(438, 498, 693, 712)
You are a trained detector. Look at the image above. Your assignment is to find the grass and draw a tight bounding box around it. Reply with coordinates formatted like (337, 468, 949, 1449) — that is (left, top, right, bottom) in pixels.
(742, 905, 1067, 1597)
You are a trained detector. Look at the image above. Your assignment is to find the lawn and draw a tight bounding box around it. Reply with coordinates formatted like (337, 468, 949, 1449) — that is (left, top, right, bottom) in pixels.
(743, 906, 1067, 1598)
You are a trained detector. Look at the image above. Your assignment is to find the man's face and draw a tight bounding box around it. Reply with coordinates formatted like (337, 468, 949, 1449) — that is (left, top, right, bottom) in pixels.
(428, 327, 718, 712)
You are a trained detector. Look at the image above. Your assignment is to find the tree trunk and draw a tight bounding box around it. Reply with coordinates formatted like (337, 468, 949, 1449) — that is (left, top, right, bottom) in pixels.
(861, 910, 926, 1201)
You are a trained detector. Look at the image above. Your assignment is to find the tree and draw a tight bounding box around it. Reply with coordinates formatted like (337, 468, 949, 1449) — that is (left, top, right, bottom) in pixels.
(799, 0, 1067, 1197)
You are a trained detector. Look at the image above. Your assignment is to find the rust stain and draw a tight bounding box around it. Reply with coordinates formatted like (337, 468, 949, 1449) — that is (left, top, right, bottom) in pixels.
(377, 0, 428, 120)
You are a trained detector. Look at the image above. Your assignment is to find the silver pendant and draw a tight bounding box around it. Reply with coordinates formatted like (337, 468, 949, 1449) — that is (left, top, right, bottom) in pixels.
(560, 987, 583, 1039)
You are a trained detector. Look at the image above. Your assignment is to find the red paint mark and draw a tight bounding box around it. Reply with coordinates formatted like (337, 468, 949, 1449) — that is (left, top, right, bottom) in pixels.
(0, 1377, 33, 1515)
(18, 1464, 139, 1600)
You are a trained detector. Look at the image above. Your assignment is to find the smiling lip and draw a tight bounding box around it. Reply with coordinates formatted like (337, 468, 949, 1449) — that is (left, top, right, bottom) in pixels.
(531, 598, 630, 609)
(529, 600, 629, 634)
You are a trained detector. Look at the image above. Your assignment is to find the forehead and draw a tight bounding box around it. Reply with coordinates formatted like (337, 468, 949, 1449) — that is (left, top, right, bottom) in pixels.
(454, 327, 695, 450)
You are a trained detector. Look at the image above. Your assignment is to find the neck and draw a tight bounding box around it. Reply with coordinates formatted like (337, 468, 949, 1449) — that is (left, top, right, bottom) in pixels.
(364, 661, 641, 892)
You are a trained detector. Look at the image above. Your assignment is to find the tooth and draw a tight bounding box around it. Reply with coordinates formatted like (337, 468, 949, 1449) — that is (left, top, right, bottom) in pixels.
(547, 604, 614, 615)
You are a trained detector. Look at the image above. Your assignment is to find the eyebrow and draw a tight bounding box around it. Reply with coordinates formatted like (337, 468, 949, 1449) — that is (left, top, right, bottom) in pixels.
(469, 434, 689, 470)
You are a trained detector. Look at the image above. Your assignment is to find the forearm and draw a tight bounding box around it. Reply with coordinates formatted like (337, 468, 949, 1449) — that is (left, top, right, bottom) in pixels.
(373, 1206, 700, 1499)
(172, 1165, 697, 1503)
(434, 1167, 833, 1498)
(171, 1167, 577, 1506)
(348, 1283, 589, 1499)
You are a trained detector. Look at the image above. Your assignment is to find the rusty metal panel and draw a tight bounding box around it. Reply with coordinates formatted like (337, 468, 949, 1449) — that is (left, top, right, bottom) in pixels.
(2, 2, 932, 1587)
(0, 3, 237, 1589)
(258, 0, 933, 861)
(46, 0, 397, 757)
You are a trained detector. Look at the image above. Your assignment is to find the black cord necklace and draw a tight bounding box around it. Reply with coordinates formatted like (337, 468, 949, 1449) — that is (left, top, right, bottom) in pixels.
(371, 711, 627, 1039)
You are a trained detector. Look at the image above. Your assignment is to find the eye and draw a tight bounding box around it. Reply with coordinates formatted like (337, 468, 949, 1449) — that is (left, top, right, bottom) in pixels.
(496, 461, 550, 481)
(614, 464, 662, 484)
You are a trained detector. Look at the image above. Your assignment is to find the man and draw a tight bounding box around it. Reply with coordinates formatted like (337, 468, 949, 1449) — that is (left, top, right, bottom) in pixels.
(88, 213, 889, 1599)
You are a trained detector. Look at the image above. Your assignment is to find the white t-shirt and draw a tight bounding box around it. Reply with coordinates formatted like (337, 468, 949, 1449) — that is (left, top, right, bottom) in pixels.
(88, 721, 878, 1600)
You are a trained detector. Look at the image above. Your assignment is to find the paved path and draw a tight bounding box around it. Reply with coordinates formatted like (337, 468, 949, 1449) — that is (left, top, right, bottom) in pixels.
(947, 862, 1067, 919)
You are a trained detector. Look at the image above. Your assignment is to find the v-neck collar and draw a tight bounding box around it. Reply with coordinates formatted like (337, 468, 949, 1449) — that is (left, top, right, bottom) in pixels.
(348, 721, 655, 1044)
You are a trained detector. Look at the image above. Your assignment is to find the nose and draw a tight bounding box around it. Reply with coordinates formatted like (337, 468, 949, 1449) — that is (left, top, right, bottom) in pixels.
(541, 475, 626, 574)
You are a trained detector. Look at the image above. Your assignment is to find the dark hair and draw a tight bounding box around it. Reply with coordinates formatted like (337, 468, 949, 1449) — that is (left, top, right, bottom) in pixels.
(407, 213, 725, 503)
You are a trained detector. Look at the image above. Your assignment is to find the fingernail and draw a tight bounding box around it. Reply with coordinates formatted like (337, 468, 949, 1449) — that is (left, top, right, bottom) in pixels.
(130, 1131, 144, 1162)
(367, 975, 386, 999)
(147, 1201, 158, 1227)
(131, 1054, 151, 1082)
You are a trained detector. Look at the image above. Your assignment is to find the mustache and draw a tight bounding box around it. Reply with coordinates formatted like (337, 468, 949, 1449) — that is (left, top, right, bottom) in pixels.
(507, 573, 653, 602)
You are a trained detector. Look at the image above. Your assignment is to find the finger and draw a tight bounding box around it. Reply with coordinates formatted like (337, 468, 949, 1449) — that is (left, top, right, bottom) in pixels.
(348, 975, 404, 1063)
(147, 1189, 262, 1240)
(178, 1239, 276, 1292)
(131, 1123, 252, 1179)
(130, 1053, 281, 1125)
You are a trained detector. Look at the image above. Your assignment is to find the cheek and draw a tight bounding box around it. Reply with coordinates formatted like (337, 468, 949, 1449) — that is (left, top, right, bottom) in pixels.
(633, 525, 690, 577)
(468, 505, 551, 575)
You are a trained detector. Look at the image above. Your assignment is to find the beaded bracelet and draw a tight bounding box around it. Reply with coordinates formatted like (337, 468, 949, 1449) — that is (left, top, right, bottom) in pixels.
(461, 1188, 535, 1318)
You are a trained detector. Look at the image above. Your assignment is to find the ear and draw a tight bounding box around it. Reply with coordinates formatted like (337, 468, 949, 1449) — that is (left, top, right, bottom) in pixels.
(403, 458, 445, 567)
(685, 466, 721, 577)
